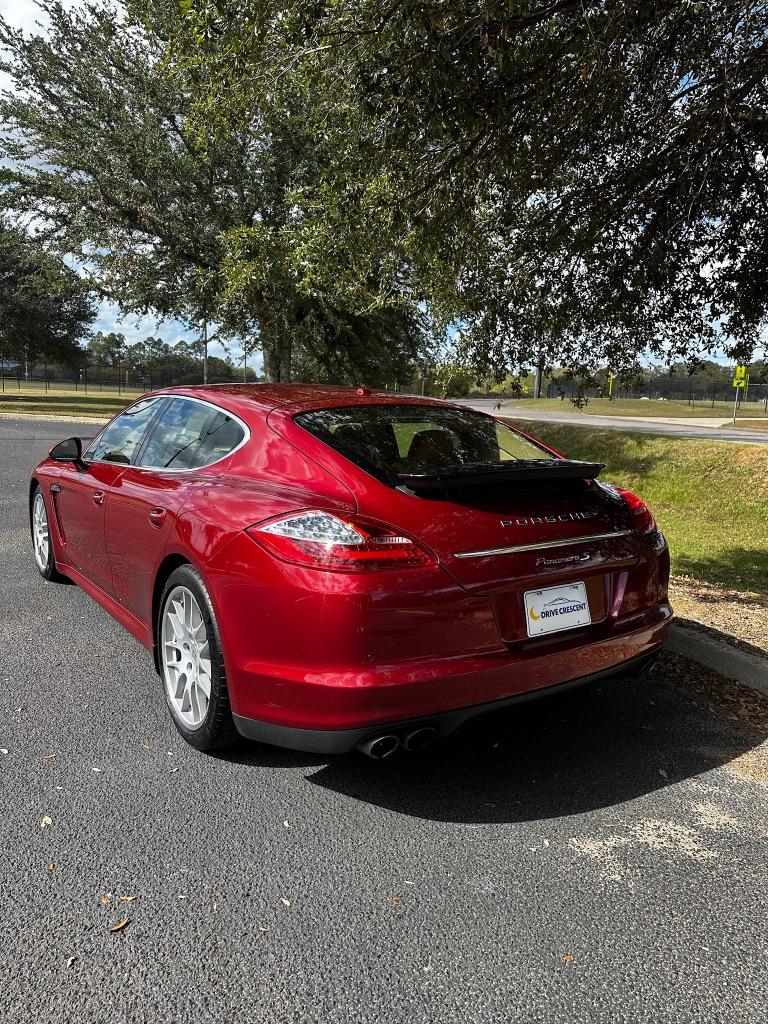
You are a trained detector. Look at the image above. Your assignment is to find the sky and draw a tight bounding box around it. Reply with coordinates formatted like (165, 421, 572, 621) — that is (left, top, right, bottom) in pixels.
(0, 0, 258, 373)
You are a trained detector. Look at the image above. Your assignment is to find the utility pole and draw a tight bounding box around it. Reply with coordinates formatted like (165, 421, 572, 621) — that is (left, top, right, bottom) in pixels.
(202, 318, 208, 385)
(533, 356, 544, 400)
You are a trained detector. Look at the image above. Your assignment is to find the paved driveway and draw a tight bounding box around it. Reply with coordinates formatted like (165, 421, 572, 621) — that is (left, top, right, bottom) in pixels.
(462, 400, 768, 445)
(2, 417, 767, 1024)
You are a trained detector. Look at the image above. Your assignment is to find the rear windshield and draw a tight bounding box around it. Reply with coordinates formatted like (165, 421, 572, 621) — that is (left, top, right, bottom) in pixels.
(294, 404, 554, 485)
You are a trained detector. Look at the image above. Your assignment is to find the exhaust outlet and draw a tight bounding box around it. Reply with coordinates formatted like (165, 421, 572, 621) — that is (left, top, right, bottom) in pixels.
(357, 734, 400, 760)
(402, 726, 437, 753)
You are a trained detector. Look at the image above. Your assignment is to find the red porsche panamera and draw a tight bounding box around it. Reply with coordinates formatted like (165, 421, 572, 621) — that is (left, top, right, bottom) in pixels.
(29, 385, 671, 757)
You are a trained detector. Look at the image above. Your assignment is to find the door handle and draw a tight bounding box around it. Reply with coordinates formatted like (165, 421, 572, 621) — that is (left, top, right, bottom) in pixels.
(92, 490, 105, 507)
(148, 507, 167, 528)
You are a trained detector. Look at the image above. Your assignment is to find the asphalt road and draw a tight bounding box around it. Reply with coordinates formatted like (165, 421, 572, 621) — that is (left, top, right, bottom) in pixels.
(2, 417, 768, 1024)
(463, 400, 768, 445)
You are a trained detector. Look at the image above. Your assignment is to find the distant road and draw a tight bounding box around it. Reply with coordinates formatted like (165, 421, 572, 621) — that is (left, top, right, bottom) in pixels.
(461, 399, 768, 446)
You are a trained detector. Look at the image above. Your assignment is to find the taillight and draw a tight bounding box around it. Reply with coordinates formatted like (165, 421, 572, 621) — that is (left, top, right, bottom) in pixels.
(615, 487, 657, 535)
(248, 511, 436, 571)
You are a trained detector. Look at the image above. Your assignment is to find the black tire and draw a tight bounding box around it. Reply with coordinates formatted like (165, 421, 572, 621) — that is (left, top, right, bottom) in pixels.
(30, 485, 66, 582)
(157, 564, 238, 752)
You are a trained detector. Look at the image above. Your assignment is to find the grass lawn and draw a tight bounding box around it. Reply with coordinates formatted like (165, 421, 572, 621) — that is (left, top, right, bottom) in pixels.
(505, 396, 768, 420)
(505, 420, 768, 595)
(0, 387, 136, 419)
(731, 419, 768, 431)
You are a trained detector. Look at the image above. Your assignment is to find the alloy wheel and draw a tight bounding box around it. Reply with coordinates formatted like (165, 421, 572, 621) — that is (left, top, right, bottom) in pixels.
(161, 585, 212, 729)
(32, 492, 50, 572)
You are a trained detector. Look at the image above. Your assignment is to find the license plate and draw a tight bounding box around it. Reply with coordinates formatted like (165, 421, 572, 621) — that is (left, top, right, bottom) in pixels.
(524, 582, 591, 637)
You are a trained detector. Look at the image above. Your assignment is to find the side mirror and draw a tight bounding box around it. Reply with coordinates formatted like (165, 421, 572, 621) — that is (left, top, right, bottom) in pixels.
(49, 437, 83, 463)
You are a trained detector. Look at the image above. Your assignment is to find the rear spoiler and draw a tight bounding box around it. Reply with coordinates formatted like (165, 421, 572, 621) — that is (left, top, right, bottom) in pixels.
(397, 459, 604, 492)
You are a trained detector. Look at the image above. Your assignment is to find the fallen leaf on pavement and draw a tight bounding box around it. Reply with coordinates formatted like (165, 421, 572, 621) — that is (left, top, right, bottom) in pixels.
(91, 767, 102, 773)
(283, 820, 290, 828)
(41, 753, 56, 762)
(40, 815, 53, 828)
(119, 895, 136, 902)
(107, 919, 130, 933)
(658, 768, 668, 779)
(0, 748, 8, 755)
(46, 862, 55, 873)
(387, 897, 401, 906)
(280, 898, 291, 907)
(66, 955, 77, 969)
(99, 894, 111, 906)
(563, 955, 574, 964)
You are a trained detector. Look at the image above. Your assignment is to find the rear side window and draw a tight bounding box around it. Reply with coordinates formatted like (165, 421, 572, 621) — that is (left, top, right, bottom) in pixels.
(137, 398, 245, 470)
(84, 398, 162, 464)
(294, 405, 553, 484)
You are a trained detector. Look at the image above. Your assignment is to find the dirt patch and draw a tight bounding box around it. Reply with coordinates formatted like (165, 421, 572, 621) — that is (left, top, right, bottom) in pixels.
(669, 576, 768, 655)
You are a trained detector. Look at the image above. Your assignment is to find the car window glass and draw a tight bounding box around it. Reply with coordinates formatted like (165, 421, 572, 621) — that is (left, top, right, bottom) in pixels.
(138, 399, 244, 470)
(83, 398, 161, 464)
(296, 405, 554, 485)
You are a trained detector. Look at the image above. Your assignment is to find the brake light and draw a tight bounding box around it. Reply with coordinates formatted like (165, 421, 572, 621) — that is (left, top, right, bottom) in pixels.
(248, 511, 436, 571)
(615, 487, 657, 535)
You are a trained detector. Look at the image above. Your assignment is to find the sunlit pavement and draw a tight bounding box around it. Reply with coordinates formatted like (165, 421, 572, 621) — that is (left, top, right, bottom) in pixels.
(2, 417, 767, 1024)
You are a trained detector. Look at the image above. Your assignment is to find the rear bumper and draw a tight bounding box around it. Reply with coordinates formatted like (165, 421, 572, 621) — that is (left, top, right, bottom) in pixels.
(232, 641, 666, 754)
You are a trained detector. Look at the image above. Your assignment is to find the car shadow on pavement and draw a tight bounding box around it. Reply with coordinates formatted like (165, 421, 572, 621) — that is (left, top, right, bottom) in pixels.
(220, 664, 768, 824)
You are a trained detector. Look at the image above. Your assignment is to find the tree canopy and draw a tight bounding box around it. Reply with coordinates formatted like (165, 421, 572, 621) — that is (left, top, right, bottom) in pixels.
(164, 0, 768, 382)
(0, 1, 429, 383)
(0, 218, 94, 365)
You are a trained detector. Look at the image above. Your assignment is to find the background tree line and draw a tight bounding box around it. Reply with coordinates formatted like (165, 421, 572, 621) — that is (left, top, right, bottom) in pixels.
(1, 2, 766, 386)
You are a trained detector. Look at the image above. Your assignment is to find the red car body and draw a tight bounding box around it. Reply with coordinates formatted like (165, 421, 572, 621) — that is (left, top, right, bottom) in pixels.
(30, 385, 671, 754)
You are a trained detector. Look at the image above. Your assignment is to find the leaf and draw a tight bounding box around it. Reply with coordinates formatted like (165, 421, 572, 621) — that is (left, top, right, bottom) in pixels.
(0, 748, 8, 755)
(119, 895, 136, 902)
(108, 919, 130, 933)
(283, 821, 290, 828)
(66, 955, 77, 969)
(91, 767, 102, 773)
(41, 753, 56, 762)
(659, 768, 669, 779)
(562, 955, 575, 964)
(280, 898, 291, 907)
(99, 894, 111, 906)
(46, 862, 55, 873)
(387, 897, 401, 906)
(40, 815, 53, 828)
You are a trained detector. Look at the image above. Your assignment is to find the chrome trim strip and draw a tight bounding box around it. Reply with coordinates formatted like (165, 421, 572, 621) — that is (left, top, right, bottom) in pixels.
(452, 529, 634, 559)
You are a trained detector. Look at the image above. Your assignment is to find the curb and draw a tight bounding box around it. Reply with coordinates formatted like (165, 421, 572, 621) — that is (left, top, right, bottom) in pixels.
(0, 413, 109, 425)
(667, 622, 768, 698)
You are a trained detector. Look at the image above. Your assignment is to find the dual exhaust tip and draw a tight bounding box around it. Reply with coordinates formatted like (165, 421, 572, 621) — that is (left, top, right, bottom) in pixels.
(357, 726, 437, 760)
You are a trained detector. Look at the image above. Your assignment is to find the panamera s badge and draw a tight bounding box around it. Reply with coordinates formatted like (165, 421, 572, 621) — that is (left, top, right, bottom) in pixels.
(535, 553, 591, 568)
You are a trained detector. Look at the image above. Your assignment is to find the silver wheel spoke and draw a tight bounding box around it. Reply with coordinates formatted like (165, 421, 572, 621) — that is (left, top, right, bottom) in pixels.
(32, 494, 50, 571)
(161, 585, 213, 730)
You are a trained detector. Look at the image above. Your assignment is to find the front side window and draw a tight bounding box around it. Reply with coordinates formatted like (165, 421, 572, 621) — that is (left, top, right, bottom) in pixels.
(137, 398, 245, 470)
(295, 404, 554, 484)
(83, 398, 162, 464)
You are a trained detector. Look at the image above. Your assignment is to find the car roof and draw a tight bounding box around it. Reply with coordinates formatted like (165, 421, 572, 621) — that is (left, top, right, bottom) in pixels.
(147, 383, 451, 419)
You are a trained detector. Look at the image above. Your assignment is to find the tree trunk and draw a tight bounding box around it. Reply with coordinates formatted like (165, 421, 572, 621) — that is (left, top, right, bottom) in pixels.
(262, 332, 293, 383)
